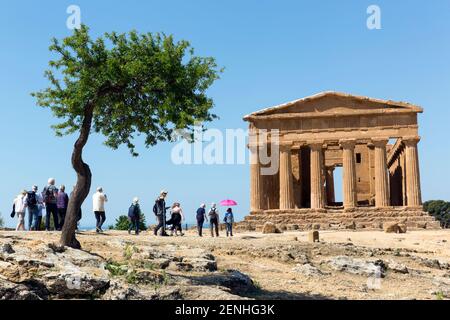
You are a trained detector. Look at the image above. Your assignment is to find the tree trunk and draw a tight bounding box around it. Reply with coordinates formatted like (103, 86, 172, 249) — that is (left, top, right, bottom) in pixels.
(60, 103, 96, 249)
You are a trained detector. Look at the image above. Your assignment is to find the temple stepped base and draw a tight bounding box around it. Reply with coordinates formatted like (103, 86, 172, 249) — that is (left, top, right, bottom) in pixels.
(237, 208, 440, 232)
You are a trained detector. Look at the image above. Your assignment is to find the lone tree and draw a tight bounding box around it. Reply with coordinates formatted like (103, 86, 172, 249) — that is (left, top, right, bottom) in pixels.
(33, 25, 221, 248)
(112, 215, 148, 231)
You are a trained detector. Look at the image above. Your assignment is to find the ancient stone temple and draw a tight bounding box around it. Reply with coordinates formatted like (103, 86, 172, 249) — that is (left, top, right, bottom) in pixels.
(242, 92, 439, 231)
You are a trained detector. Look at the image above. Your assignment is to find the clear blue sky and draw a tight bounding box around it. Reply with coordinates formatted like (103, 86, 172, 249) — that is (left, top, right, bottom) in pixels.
(1, 0, 449, 228)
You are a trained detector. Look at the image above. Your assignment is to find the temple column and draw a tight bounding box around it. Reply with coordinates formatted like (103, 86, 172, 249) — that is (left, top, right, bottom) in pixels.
(373, 139, 390, 208)
(279, 144, 294, 209)
(340, 139, 358, 209)
(404, 136, 422, 207)
(249, 136, 262, 212)
(310, 142, 325, 209)
(325, 167, 335, 205)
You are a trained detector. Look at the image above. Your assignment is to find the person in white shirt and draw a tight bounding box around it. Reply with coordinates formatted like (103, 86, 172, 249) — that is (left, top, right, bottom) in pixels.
(93, 187, 108, 233)
(13, 190, 27, 231)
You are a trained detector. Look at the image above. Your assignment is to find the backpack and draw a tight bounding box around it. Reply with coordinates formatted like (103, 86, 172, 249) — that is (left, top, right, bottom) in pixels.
(26, 191, 38, 208)
(128, 204, 138, 217)
(209, 208, 218, 219)
(10, 204, 15, 218)
(44, 186, 56, 203)
(153, 203, 158, 215)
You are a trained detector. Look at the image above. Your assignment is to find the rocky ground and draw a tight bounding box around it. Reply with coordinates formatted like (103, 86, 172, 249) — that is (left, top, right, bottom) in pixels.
(0, 228, 449, 300)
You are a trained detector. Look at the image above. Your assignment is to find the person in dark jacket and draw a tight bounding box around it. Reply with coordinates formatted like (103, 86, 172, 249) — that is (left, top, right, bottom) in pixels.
(56, 185, 69, 231)
(43, 178, 59, 231)
(128, 197, 141, 235)
(224, 208, 235, 237)
(24, 185, 40, 231)
(153, 190, 170, 236)
(196, 204, 208, 237)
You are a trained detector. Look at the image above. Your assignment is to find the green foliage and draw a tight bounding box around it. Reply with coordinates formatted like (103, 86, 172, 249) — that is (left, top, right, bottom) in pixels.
(32, 25, 222, 156)
(112, 214, 147, 231)
(105, 258, 170, 288)
(153, 270, 170, 290)
(161, 271, 170, 286)
(105, 261, 128, 277)
(142, 261, 156, 270)
(0, 213, 4, 228)
(123, 243, 139, 260)
(125, 270, 138, 284)
(423, 200, 450, 228)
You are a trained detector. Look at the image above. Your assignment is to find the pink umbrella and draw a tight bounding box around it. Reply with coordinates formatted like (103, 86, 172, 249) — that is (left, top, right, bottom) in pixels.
(219, 199, 238, 206)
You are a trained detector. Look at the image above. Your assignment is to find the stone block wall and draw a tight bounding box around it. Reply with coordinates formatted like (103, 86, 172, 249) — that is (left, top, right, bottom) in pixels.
(237, 208, 440, 232)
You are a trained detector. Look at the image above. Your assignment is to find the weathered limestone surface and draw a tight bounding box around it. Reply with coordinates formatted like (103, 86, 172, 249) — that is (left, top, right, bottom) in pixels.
(0, 236, 258, 300)
(1, 230, 449, 300)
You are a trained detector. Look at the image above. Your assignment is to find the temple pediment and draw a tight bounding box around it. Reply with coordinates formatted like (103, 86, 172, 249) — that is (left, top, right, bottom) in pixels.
(244, 92, 423, 120)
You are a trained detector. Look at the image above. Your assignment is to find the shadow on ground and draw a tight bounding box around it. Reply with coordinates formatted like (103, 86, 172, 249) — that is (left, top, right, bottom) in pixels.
(181, 273, 331, 300)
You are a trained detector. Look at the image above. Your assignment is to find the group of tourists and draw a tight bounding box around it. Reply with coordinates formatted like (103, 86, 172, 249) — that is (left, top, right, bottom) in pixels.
(151, 190, 235, 238)
(12, 178, 74, 231)
(11, 181, 236, 238)
(11, 179, 108, 233)
(195, 203, 235, 237)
